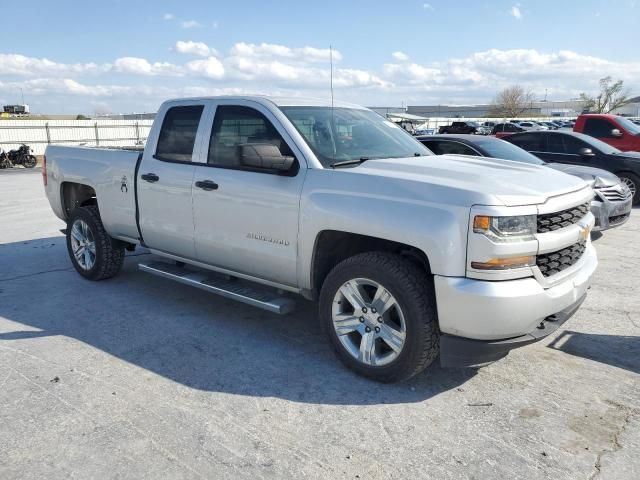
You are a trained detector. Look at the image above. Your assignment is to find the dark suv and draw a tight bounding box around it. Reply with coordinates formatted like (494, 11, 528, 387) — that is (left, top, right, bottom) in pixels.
(504, 130, 640, 204)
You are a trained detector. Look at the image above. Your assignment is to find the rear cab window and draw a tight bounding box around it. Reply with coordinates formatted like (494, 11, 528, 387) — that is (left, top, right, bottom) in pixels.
(155, 105, 204, 162)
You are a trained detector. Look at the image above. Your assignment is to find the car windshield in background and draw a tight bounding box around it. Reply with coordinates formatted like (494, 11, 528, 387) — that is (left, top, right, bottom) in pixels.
(616, 116, 640, 136)
(474, 138, 545, 165)
(279, 106, 432, 167)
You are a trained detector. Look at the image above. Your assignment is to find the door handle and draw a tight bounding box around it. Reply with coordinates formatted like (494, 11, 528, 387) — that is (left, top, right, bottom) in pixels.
(195, 180, 219, 191)
(141, 173, 159, 183)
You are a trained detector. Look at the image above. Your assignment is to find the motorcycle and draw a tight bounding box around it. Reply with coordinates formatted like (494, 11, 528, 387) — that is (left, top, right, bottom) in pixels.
(6, 144, 37, 168)
(0, 148, 11, 169)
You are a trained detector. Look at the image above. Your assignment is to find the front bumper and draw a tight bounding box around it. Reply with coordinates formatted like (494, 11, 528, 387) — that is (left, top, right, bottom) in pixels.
(440, 293, 586, 367)
(435, 243, 597, 367)
(591, 193, 632, 232)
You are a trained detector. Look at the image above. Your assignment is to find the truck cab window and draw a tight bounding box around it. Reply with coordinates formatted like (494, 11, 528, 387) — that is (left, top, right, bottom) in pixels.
(208, 106, 294, 170)
(155, 105, 204, 162)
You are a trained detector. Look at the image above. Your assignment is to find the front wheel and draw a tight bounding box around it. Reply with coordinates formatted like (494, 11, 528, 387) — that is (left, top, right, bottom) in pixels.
(23, 155, 37, 168)
(319, 252, 439, 382)
(66, 205, 125, 280)
(618, 173, 639, 205)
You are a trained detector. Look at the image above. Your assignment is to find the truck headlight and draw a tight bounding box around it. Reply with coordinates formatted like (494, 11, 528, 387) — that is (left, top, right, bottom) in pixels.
(473, 214, 536, 241)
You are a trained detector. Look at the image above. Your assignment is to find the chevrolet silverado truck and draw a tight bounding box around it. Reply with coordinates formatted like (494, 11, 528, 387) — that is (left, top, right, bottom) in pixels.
(44, 96, 597, 382)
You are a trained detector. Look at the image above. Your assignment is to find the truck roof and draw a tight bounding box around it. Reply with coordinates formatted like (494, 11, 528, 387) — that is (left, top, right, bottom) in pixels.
(163, 95, 367, 110)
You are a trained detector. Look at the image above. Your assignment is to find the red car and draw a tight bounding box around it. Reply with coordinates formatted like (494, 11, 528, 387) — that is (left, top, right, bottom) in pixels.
(574, 114, 640, 152)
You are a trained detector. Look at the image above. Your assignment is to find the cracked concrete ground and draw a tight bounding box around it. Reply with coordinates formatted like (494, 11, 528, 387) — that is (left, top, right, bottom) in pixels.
(0, 169, 639, 479)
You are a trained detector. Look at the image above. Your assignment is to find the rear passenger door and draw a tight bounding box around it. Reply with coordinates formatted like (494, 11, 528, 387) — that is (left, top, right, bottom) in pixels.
(191, 101, 307, 287)
(137, 101, 209, 259)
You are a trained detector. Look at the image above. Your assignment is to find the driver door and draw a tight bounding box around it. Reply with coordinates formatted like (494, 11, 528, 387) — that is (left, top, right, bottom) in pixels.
(191, 102, 307, 287)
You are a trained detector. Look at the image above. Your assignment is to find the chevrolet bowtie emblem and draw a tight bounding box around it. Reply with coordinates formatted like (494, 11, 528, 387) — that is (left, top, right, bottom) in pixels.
(579, 225, 591, 241)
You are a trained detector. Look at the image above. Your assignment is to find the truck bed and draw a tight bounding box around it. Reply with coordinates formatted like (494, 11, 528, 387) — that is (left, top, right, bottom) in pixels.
(44, 144, 142, 242)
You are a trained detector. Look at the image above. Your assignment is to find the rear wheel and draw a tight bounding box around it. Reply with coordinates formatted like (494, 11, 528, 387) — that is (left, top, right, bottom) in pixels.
(23, 155, 37, 168)
(618, 173, 639, 205)
(319, 252, 439, 382)
(66, 205, 125, 280)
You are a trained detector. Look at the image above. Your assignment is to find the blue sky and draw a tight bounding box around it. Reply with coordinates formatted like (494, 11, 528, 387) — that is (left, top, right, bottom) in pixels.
(0, 0, 637, 113)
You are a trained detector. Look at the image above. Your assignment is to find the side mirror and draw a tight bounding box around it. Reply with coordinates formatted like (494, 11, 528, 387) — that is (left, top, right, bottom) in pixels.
(611, 128, 623, 138)
(239, 143, 295, 171)
(578, 147, 595, 158)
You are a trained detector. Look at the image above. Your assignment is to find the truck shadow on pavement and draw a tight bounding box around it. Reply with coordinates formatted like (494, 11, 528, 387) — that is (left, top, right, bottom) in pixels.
(0, 236, 477, 405)
(547, 330, 640, 375)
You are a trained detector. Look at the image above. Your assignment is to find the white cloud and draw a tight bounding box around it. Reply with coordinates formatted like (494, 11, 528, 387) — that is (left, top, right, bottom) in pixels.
(174, 41, 218, 57)
(0, 53, 106, 77)
(180, 20, 201, 29)
(112, 57, 182, 76)
(229, 42, 342, 62)
(423, 3, 433, 10)
(186, 57, 225, 79)
(163, 13, 174, 20)
(510, 5, 522, 19)
(392, 51, 409, 62)
(3, 46, 640, 112)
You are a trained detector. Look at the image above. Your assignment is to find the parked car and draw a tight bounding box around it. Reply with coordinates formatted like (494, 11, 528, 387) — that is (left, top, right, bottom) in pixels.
(517, 121, 548, 131)
(504, 130, 640, 205)
(438, 121, 488, 135)
(418, 134, 632, 231)
(482, 121, 497, 128)
(540, 121, 559, 130)
(43, 95, 597, 382)
(573, 114, 640, 152)
(491, 122, 526, 138)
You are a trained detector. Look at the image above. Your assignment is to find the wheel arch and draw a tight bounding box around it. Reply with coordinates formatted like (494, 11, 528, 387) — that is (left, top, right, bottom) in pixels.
(61, 182, 98, 219)
(310, 230, 432, 297)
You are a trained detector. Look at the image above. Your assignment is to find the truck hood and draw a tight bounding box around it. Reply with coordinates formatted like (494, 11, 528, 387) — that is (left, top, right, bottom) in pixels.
(546, 163, 620, 187)
(352, 155, 589, 206)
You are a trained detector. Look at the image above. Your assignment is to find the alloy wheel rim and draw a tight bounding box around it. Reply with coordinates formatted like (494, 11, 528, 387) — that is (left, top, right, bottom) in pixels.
(70, 219, 96, 270)
(331, 278, 406, 367)
(620, 177, 636, 197)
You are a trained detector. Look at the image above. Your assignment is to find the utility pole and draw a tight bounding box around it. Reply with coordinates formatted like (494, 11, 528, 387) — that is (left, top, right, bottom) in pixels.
(20, 88, 25, 105)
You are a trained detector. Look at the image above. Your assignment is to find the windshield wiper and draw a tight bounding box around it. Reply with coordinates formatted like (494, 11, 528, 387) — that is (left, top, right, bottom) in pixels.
(330, 157, 370, 168)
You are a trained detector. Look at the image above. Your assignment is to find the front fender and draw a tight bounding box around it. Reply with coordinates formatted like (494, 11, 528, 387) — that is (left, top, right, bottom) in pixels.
(298, 188, 470, 289)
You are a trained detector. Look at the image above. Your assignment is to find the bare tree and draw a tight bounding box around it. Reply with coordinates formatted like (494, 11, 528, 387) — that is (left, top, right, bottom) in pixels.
(491, 85, 535, 118)
(579, 76, 630, 113)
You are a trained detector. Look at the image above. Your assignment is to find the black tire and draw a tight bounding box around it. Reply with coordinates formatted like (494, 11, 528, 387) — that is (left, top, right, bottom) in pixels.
(24, 155, 37, 168)
(66, 205, 125, 280)
(319, 252, 439, 382)
(617, 172, 640, 205)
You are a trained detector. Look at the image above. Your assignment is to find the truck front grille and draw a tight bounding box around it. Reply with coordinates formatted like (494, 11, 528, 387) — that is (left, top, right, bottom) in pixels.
(537, 202, 590, 233)
(536, 241, 586, 277)
(597, 185, 632, 202)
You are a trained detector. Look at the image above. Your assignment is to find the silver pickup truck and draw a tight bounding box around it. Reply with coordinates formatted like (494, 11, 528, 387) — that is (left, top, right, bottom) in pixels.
(44, 96, 597, 382)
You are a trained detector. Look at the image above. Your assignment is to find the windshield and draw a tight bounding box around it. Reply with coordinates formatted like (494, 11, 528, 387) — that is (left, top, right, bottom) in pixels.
(474, 138, 545, 165)
(616, 116, 640, 135)
(279, 106, 432, 167)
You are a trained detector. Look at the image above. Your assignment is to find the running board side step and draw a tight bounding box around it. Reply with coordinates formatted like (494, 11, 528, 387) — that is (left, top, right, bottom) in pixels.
(139, 261, 296, 315)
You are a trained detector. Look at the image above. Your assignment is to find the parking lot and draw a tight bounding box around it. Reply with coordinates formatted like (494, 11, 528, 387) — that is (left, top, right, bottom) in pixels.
(0, 169, 639, 479)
